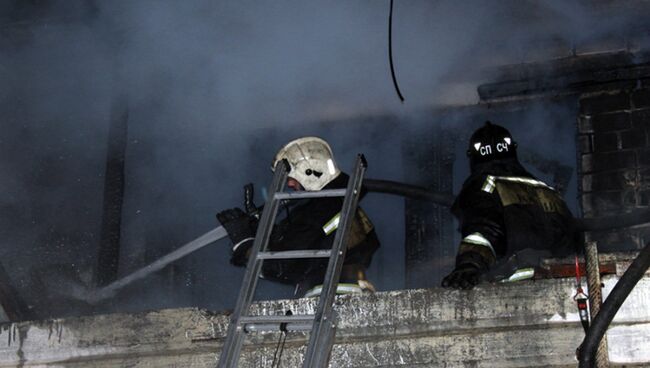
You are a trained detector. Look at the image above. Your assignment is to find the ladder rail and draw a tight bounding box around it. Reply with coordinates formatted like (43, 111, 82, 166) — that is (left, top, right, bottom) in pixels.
(217, 160, 290, 368)
(302, 154, 367, 368)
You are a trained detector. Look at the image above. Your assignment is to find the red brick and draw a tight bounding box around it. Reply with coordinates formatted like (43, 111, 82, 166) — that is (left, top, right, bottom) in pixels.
(639, 190, 650, 206)
(589, 230, 644, 252)
(638, 226, 650, 248)
(620, 129, 648, 150)
(638, 148, 650, 167)
(582, 191, 626, 215)
(578, 116, 593, 133)
(588, 231, 616, 245)
(578, 134, 593, 154)
(580, 193, 597, 216)
(580, 91, 630, 115)
(639, 168, 650, 183)
(587, 150, 636, 173)
(593, 132, 619, 152)
(631, 108, 650, 129)
(591, 112, 631, 132)
(583, 170, 637, 192)
(623, 188, 637, 207)
(581, 153, 594, 173)
(581, 175, 591, 192)
(632, 89, 650, 109)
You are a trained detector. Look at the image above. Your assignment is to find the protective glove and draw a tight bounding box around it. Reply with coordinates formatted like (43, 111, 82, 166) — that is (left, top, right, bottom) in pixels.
(441, 264, 482, 289)
(216, 208, 258, 266)
(441, 250, 490, 290)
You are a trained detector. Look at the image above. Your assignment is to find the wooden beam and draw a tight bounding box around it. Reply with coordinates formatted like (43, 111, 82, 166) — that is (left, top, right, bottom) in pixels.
(478, 51, 650, 102)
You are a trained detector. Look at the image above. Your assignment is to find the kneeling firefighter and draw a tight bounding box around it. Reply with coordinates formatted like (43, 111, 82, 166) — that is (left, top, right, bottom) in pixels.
(442, 121, 577, 289)
(218, 136, 380, 297)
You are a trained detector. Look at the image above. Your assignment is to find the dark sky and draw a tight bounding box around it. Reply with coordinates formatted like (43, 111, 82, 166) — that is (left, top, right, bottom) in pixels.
(1, 0, 649, 317)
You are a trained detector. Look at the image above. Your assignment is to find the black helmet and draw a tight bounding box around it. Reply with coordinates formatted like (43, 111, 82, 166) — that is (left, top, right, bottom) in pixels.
(467, 121, 517, 165)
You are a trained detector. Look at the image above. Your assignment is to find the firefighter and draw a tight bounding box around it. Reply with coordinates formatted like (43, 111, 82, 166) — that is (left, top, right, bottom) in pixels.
(217, 136, 380, 297)
(442, 121, 576, 289)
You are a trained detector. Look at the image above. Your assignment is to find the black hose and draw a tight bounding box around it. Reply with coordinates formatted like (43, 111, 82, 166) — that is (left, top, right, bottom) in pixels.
(364, 178, 455, 207)
(578, 241, 650, 367)
(575, 208, 650, 232)
(364, 179, 650, 231)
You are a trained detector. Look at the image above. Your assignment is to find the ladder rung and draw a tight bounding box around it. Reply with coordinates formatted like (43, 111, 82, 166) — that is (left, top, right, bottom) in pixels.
(244, 322, 313, 332)
(239, 314, 315, 325)
(274, 189, 346, 200)
(257, 250, 332, 260)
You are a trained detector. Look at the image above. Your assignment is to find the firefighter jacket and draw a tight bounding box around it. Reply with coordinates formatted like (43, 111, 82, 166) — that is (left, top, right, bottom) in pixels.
(261, 173, 380, 288)
(451, 158, 576, 280)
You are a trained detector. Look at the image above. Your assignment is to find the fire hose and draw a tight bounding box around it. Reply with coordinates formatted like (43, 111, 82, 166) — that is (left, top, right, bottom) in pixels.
(87, 179, 650, 305)
(363, 178, 650, 232)
(578, 242, 650, 367)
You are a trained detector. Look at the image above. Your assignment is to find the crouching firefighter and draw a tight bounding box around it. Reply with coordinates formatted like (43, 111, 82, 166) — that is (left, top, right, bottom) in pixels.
(217, 136, 380, 297)
(442, 121, 577, 289)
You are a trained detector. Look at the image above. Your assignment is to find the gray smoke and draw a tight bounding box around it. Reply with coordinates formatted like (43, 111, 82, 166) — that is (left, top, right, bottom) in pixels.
(0, 0, 648, 317)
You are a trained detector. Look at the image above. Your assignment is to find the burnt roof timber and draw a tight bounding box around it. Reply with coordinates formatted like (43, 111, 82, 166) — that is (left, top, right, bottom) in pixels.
(478, 51, 650, 103)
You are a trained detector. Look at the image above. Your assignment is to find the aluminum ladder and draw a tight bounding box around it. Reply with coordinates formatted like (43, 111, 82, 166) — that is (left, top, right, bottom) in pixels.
(217, 154, 368, 368)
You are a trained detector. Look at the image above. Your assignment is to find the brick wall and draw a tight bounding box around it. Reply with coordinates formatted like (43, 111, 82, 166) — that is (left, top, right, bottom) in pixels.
(579, 85, 650, 250)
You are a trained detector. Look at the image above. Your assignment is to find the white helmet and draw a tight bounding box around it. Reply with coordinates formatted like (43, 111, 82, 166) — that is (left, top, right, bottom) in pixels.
(272, 136, 341, 191)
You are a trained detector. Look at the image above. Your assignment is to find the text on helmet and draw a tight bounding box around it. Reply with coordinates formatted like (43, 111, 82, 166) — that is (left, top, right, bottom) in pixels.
(474, 139, 511, 156)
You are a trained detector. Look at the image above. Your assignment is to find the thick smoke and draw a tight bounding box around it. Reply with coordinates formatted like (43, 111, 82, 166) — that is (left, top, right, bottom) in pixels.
(0, 0, 648, 317)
